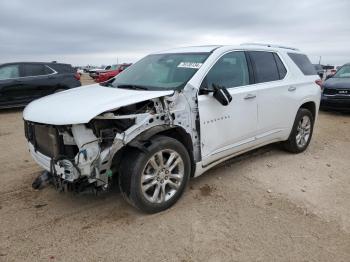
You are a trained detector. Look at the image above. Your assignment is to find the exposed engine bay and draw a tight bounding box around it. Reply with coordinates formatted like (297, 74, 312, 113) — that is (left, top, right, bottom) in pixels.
(25, 90, 201, 193)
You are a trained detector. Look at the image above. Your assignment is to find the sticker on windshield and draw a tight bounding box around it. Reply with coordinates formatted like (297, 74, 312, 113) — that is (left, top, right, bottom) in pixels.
(177, 62, 203, 69)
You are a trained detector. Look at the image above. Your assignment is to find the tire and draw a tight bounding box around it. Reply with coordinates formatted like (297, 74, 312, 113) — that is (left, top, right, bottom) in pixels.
(119, 135, 191, 213)
(283, 108, 314, 153)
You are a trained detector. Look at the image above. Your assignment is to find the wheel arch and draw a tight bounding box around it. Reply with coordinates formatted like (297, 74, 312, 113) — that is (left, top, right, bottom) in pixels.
(299, 100, 316, 120)
(112, 125, 196, 177)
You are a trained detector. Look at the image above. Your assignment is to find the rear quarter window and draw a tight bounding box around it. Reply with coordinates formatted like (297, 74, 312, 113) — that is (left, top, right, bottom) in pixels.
(288, 53, 316, 75)
(49, 64, 74, 73)
(22, 64, 48, 77)
(273, 53, 287, 79)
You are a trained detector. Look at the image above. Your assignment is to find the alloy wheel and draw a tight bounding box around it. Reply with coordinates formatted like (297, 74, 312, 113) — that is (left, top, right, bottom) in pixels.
(141, 149, 185, 204)
(296, 115, 311, 148)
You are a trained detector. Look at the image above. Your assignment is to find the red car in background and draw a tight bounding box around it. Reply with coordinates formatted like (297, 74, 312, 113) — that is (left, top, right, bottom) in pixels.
(95, 63, 132, 83)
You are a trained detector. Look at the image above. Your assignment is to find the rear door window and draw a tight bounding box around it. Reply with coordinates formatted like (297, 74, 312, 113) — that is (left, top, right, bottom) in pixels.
(0, 64, 20, 80)
(287, 53, 316, 75)
(22, 64, 48, 77)
(248, 51, 280, 83)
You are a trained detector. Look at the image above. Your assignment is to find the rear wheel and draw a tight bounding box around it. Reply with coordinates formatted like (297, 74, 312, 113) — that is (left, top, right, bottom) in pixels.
(119, 136, 191, 213)
(283, 108, 314, 153)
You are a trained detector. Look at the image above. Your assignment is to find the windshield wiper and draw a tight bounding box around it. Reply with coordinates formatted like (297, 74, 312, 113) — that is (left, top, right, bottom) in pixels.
(99, 78, 115, 87)
(116, 84, 149, 90)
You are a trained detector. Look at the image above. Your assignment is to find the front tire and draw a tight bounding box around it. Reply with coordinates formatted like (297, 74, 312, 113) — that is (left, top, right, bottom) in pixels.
(119, 136, 191, 213)
(283, 108, 314, 153)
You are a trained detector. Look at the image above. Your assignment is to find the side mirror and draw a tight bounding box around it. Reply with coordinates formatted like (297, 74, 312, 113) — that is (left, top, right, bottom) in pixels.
(199, 79, 232, 106)
(212, 84, 232, 106)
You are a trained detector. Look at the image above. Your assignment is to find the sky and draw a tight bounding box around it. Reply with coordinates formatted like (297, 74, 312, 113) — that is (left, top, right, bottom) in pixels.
(0, 0, 349, 66)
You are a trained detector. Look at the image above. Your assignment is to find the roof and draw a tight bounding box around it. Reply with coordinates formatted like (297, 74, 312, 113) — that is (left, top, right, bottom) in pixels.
(154, 43, 302, 55)
(240, 43, 300, 51)
(0, 61, 71, 66)
(154, 45, 222, 54)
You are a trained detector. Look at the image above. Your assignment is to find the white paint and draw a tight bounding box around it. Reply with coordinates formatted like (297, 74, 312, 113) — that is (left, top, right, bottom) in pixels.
(24, 44, 321, 185)
(23, 84, 173, 125)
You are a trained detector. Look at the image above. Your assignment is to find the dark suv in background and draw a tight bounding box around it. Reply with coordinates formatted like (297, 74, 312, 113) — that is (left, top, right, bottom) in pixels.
(0, 62, 81, 108)
(321, 63, 350, 111)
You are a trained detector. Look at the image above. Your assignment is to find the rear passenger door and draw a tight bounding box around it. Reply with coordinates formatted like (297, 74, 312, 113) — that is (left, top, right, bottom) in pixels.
(20, 64, 58, 102)
(247, 51, 295, 141)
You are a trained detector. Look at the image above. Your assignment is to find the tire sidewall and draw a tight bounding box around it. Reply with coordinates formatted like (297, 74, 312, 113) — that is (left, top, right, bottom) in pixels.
(125, 136, 191, 213)
(289, 108, 314, 153)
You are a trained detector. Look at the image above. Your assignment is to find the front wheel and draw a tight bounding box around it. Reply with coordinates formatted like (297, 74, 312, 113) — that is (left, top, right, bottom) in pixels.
(119, 136, 191, 213)
(283, 108, 314, 153)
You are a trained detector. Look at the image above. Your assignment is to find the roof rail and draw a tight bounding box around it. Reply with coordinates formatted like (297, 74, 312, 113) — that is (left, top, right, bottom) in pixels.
(240, 43, 300, 51)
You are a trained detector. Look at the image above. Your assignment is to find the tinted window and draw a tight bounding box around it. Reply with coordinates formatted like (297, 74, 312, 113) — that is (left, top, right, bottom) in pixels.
(50, 64, 73, 73)
(22, 64, 48, 77)
(313, 64, 323, 71)
(249, 51, 280, 83)
(273, 53, 287, 79)
(47, 63, 76, 74)
(0, 65, 20, 80)
(288, 53, 316, 75)
(204, 51, 249, 89)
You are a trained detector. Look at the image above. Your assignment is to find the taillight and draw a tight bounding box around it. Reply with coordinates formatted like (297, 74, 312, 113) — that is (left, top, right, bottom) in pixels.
(315, 79, 323, 89)
(74, 72, 81, 81)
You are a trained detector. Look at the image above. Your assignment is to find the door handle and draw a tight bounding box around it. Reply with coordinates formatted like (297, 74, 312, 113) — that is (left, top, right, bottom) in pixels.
(288, 86, 296, 92)
(244, 94, 256, 100)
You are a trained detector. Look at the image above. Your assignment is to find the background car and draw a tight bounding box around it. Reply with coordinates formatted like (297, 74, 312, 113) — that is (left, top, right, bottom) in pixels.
(76, 68, 84, 75)
(95, 63, 132, 83)
(88, 65, 112, 79)
(321, 63, 350, 111)
(0, 62, 81, 108)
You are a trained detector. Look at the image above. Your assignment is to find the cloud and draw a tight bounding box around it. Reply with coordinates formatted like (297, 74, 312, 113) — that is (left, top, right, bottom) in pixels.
(0, 0, 349, 65)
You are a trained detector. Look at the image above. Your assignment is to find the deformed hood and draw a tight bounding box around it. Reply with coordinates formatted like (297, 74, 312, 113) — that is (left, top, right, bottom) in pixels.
(323, 78, 350, 89)
(23, 84, 173, 125)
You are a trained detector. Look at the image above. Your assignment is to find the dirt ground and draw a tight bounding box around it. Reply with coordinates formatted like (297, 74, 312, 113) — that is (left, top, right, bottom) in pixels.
(0, 75, 349, 261)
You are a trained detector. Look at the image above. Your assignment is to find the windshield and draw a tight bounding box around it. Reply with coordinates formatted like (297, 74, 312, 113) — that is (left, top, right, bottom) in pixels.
(110, 64, 118, 70)
(109, 53, 209, 90)
(334, 65, 350, 78)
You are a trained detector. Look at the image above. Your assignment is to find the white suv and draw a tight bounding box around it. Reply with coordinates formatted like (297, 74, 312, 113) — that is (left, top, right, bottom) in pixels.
(23, 44, 321, 213)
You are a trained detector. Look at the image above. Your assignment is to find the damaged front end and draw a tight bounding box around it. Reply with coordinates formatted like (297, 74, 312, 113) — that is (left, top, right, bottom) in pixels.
(24, 92, 197, 193)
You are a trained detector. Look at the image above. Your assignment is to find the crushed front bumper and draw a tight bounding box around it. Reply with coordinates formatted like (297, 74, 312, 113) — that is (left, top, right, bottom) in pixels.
(28, 142, 51, 171)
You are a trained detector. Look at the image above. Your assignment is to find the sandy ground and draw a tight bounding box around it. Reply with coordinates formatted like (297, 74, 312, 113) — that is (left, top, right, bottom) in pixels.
(0, 75, 349, 261)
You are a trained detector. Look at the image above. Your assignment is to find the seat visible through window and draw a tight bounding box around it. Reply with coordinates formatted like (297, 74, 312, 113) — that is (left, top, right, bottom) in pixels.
(204, 51, 249, 89)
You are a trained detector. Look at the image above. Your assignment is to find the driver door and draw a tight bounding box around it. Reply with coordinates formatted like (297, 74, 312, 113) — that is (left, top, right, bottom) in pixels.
(198, 51, 258, 166)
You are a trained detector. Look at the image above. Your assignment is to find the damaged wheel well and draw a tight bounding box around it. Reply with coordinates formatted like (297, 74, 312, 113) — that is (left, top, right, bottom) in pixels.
(111, 126, 196, 178)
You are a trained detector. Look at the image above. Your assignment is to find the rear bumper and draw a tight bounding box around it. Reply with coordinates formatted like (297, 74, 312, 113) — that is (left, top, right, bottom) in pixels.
(321, 95, 350, 110)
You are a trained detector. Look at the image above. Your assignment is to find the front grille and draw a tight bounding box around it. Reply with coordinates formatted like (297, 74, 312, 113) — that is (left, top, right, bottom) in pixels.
(323, 88, 336, 95)
(24, 121, 62, 158)
(323, 88, 350, 96)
